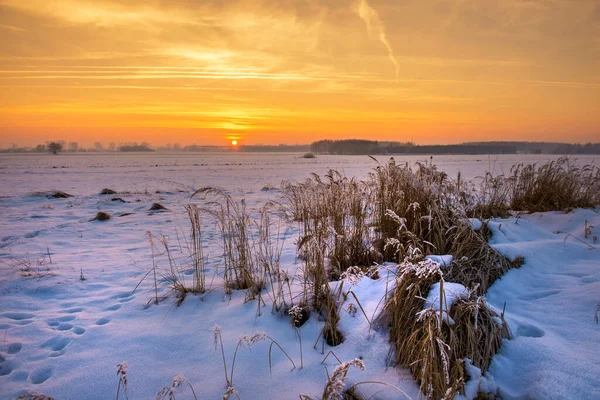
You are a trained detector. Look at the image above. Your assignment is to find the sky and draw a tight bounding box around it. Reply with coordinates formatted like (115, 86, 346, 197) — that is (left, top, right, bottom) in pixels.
(1, 0, 599, 147)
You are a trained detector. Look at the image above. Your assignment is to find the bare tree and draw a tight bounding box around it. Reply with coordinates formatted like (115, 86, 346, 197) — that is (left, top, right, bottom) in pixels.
(47, 142, 63, 155)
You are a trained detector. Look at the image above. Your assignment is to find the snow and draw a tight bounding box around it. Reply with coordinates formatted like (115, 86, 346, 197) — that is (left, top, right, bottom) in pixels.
(485, 209, 600, 400)
(469, 218, 483, 231)
(0, 153, 598, 400)
(422, 281, 470, 325)
(425, 254, 453, 267)
(455, 358, 497, 400)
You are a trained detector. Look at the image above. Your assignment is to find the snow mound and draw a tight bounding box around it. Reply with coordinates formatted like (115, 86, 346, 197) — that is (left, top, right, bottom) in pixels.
(423, 281, 470, 325)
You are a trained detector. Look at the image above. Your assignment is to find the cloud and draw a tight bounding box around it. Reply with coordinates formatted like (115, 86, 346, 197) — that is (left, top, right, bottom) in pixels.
(353, 0, 399, 81)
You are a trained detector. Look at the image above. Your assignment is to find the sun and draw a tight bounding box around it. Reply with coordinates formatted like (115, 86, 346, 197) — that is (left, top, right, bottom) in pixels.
(231, 140, 238, 146)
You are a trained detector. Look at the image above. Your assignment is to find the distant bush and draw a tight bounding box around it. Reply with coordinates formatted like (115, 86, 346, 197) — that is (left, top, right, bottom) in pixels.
(302, 152, 316, 159)
(47, 142, 62, 155)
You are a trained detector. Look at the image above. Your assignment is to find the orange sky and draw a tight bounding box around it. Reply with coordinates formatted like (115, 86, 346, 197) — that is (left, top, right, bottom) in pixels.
(1, 0, 599, 147)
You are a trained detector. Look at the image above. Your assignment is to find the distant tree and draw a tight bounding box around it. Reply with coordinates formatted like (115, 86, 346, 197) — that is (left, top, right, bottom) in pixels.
(47, 142, 63, 155)
(35, 144, 46, 152)
(94, 142, 103, 152)
(68, 142, 79, 152)
(108, 142, 116, 152)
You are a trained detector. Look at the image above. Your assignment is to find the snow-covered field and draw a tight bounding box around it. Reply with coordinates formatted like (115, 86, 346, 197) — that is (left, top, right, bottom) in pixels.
(0, 153, 598, 400)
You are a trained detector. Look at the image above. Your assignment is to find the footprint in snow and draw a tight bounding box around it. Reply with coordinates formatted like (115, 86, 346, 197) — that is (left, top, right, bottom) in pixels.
(516, 323, 545, 338)
(23, 230, 41, 239)
(30, 367, 53, 384)
(8, 342, 22, 354)
(2, 312, 36, 320)
(11, 370, 28, 382)
(104, 304, 121, 311)
(41, 336, 71, 352)
(95, 317, 111, 326)
(580, 276, 599, 284)
(72, 326, 86, 335)
(56, 322, 74, 331)
(62, 307, 84, 314)
(115, 292, 135, 303)
(0, 359, 19, 376)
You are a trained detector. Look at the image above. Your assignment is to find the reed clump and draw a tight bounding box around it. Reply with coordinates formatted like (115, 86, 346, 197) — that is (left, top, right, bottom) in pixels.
(369, 159, 457, 261)
(468, 172, 511, 219)
(508, 157, 600, 212)
(380, 258, 510, 399)
(445, 221, 513, 295)
(282, 170, 374, 277)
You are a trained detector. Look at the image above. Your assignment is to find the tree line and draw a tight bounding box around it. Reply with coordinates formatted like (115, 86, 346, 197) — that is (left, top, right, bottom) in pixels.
(310, 139, 600, 155)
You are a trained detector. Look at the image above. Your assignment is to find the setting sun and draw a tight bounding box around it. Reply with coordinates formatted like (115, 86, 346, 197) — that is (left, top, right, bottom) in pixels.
(231, 140, 238, 146)
(0, 0, 598, 147)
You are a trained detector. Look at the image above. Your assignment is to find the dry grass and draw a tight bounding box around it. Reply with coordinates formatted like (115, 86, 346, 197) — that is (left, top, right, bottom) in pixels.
(369, 159, 455, 261)
(508, 157, 600, 212)
(379, 259, 509, 399)
(16, 394, 55, 400)
(468, 172, 511, 219)
(451, 297, 511, 373)
(133, 157, 596, 398)
(9, 252, 54, 278)
(100, 188, 117, 195)
(320, 358, 365, 400)
(445, 221, 513, 295)
(282, 170, 374, 276)
(184, 204, 207, 294)
(192, 187, 261, 293)
(91, 211, 111, 221)
(149, 203, 169, 211)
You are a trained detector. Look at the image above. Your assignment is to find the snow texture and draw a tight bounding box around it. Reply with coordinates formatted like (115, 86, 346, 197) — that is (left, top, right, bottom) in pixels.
(0, 153, 598, 400)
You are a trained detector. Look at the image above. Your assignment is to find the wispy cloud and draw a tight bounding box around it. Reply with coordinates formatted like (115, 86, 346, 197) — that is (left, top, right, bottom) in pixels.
(1, 0, 599, 146)
(354, 0, 399, 81)
(0, 24, 26, 32)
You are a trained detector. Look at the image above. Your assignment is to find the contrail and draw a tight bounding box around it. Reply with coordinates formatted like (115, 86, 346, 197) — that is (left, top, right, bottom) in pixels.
(354, 0, 399, 81)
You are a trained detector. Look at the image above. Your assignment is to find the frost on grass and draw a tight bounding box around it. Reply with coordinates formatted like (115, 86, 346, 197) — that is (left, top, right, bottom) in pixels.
(424, 254, 453, 268)
(321, 358, 365, 400)
(116, 361, 128, 399)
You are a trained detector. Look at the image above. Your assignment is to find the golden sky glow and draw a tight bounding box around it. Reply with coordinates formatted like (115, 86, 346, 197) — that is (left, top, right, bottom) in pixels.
(1, 0, 599, 147)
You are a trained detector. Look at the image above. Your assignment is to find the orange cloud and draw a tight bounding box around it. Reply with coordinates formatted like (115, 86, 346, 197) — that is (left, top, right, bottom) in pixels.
(0, 0, 598, 147)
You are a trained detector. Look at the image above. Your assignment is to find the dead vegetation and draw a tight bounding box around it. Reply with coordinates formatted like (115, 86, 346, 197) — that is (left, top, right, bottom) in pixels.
(92, 211, 111, 221)
(100, 188, 117, 195)
(135, 157, 596, 399)
(33, 190, 72, 198)
(378, 259, 510, 399)
(9, 252, 54, 278)
(508, 157, 600, 212)
(149, 202, 169, 211)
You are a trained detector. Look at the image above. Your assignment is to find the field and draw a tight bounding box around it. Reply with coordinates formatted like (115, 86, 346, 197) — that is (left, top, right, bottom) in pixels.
(0, 153, 598, 400)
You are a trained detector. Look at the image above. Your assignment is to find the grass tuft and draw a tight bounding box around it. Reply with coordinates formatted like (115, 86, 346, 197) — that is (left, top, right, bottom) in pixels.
(93, 211, 111, 221)
(508, 157, 600, 212)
